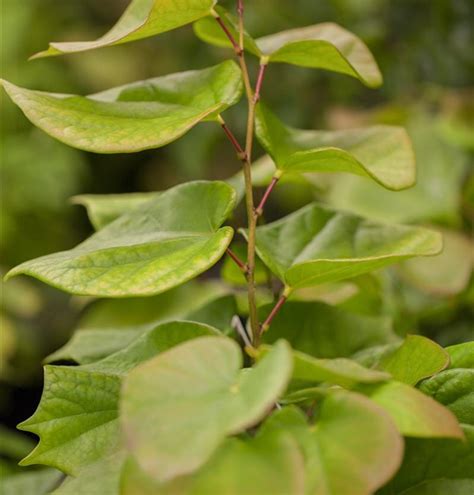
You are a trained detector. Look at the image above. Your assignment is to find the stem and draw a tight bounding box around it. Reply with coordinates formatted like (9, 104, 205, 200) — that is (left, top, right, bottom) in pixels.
(256, 176, 279, 216)
(219, 116, 247, 161)
(259, 292, 288, 338)
(254, 62, 268, 103)
(226, 248, 248, 274)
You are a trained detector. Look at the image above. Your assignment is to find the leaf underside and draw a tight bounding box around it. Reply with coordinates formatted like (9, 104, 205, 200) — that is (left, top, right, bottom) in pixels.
(6, 181, 236, 297)
(33, 0, 217, 58)
(1, 60, 242, 153)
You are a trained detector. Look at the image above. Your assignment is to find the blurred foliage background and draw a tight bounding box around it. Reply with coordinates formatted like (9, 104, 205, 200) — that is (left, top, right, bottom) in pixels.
(1, 0, 473, 478)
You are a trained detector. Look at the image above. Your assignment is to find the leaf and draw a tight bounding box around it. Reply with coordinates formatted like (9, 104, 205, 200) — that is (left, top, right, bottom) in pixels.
(52, 452, 125, 495)
(18, 366, 122, 474)
(262, 395, 403, 495)
(1, 61, 242, 153)
(6, 181, 235, 297)
(447, 341, 474, 369)
(195, 13, 382, 87)
(292, 352, 390, 388)
(326, 117, 468, 224)
(379, 335, 449, 385)
(247, 203, 442, 291)
(32, 0, 217, 58)
(72, 193, 157, 230)
(121, 337, 293, 482)
(261, 301, 397, 358)
(399, 479, 474, 495)
(255, 104, 415, 190)
(18, 321, 217, 474)
(121, 427, 305, 495)
(419, 369, 474, 426)
(378, 425, 474, 495)
(46, 281, 231, 364)
(369, 381, 464, 439)
(398, 229, 473, 296)
(0, 469, 62, 495)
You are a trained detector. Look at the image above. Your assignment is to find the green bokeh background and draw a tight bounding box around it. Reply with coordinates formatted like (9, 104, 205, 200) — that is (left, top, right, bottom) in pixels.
(1, 0, 473, 469)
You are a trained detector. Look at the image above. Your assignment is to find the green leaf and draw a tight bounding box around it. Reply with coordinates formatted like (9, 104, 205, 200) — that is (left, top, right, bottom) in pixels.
(52, 452, 125, 495)
(292, 351, 390, 388)
(121, 337, 293, 482)
(261, 301, 397, 358)
(6, 181, 235, 297)
(248, 203, 442, 291)
(33, 0, 217, 58)
(369, 381, 464, 439)
(398, 229, 473, 296)
(419, 369, 474, 426)
(379, 425, 474, 495)
(379, 335, 449, 385)
(399, 479, 474, 495)
(447, 341, 474, 369)
(195, 13, 382, 87)
(0, 469, 62, 495)
(18, 366, 122, 474)
(262, 395, 403, 495)
(256, 104, 415, 190)
(326, 117, 468, 224)
(46, 281, 232, 364)
(18, 321, 217, 474)
(72, 193, 157, 230)
(121, 427, 305, 495)
(1, 61, 242, 153)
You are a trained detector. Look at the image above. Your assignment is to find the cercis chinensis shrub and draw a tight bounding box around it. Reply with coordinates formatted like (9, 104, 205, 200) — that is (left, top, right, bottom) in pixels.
(2, 1, 472, 494)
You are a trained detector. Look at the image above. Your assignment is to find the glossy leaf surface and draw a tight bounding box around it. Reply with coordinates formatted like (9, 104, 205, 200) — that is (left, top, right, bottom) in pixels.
(6, 181, 235, 297)
(262, 396, 403, 495)
(121, 337, 292, 482)
(1, 61, 242, 153)
(195, 13, 382, 87)
(33, 0, 217, 58)
(256, 104, 415, 190)
(249, 203, 442, 290)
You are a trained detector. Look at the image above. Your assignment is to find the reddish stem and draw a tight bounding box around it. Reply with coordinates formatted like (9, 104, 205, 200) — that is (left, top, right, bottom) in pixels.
(260, 294, 288, 335)
(254, 63, 268, 103)
(214, 16, 242, 55)
(256, 176, 279, 216)
(226, 248, 248, 274)
(220, 121, 247, 161)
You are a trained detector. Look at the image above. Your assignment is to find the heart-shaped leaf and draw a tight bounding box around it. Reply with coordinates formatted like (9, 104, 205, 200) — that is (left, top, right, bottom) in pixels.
(378, 425, 474, 495)
(1, 61, 242, 153)
(6, 181, 235, 297)
(18, 321, 217, 475)
(121, 337, 293, 482)
(369, 381, 464, 439)
(247, 203, 442, 291)
(33, 0, 217, 58)
(121, 427, 305, 495)
(379, 335, 449, 385)
(195, 11, 382, 87)
(261, 301, 397, 358)
(256, 104, 415, 190)
(262, 395, 403, 495)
